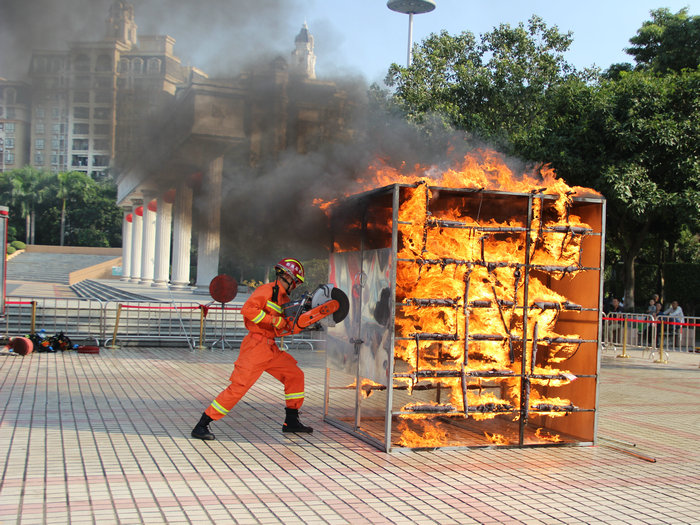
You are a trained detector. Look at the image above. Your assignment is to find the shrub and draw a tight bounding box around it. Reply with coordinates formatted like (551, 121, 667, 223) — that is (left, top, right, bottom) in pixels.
(7, 245, 16, 255)
(10, 240, 26, 250)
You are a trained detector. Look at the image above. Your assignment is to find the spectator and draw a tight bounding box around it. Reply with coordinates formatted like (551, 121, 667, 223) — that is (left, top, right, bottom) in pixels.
(662, 300, 684, 322)
(646, 298, 657, 316)
(660, 300, 685, 344)
(603, 297, 623, 344)
(604, 297, 623, 315)
(643, 299, 657, 341)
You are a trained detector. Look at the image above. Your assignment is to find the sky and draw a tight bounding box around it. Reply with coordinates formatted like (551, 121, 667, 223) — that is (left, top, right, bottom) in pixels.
(307, 0, 699, 83)
(1, 0, 698, 84)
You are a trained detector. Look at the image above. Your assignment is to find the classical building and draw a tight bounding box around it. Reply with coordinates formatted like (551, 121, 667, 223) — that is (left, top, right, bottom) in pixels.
(8, 0, 350, 292)
(112, 7, 352, 291)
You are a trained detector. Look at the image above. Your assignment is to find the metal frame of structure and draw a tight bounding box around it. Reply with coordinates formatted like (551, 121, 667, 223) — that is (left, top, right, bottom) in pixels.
(323, 183, 606, 452)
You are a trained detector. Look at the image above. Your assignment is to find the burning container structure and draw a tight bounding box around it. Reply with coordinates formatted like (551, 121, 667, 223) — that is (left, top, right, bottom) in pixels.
(324, 179, 605, 451)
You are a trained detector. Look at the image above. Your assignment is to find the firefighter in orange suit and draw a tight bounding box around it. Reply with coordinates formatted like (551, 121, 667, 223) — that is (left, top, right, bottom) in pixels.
(191, 258, 313, 440)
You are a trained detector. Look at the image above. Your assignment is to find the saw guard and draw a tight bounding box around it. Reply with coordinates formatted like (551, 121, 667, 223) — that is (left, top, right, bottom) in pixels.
(279, 285, 349, 336)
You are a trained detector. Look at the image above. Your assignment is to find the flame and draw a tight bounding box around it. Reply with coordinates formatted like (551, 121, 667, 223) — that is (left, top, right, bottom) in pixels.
(313, 197, 336, 212)
(397, 419, 449, 448)
(535, 428, 563, 443)
(355, 150, 599, 196)
(484, 432, 510, 445)
(327, 147, 596, 447)
(346, 378, 385, 398)
(314, 149, 600, 212)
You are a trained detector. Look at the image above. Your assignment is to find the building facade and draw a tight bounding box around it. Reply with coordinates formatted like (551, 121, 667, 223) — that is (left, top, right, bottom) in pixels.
(114, 13, 352, 291)
(6, 0, 351, 293)
(27, 0, 202, 178)
(0, 80, 31, 172)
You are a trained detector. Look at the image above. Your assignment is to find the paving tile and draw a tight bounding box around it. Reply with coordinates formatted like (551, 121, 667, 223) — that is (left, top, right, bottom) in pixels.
(1, 347, 699, 524)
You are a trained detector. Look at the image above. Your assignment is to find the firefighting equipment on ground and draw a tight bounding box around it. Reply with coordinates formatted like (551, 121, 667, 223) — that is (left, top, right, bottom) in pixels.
(10, 337, 33, 355)
(27, 330, 76, 352)
(5, 330, 96, 356)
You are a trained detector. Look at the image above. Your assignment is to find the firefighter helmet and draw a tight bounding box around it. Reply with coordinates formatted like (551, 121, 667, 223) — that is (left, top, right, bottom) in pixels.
(275, 258, 305, 288)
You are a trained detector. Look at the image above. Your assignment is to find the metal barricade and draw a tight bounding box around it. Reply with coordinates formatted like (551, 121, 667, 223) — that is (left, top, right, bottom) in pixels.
(602, 311, 699, 361)
(657, 314, 698, 354)
(2, 296, 329, 351)
(103, 301, 210, 349)
(281, 329, 326, 351)
(5, 297, 103, 345)
(199, 303, 244, 350)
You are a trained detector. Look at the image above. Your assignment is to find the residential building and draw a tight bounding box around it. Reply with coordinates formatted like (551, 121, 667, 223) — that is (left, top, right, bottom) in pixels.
(0, 80, 31, 172)
(27, 0, 202, 178)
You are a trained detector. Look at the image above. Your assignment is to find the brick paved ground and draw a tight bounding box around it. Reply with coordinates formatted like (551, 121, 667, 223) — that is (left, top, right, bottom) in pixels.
(0, 345, 698, 525)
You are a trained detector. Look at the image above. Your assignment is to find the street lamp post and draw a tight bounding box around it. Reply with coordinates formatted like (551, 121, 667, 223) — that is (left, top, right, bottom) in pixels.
(387, 0, 437, 66)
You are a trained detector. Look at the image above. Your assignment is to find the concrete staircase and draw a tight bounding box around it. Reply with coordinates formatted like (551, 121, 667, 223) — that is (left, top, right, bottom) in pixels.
(70, 279, 154, 302)
(7, 251, 119, 285)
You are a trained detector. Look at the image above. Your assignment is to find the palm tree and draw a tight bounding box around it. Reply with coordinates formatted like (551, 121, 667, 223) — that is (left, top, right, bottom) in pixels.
(56, 171, 92, 246)
(8, 167, 56, 244)
(9, 166, 40, 244)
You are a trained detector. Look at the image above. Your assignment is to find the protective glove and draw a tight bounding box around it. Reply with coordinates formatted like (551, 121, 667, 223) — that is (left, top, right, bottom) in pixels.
(273, 315, 292, 337)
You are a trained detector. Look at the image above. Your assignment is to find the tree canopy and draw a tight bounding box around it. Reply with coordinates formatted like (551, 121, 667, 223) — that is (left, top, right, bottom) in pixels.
(385, 16, 594, 154)
(625, 7, 700, 73)
(0, 169, 122, 248)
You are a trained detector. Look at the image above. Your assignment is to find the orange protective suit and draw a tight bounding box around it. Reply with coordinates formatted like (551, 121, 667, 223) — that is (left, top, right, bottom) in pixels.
(205, 281, 305, 421)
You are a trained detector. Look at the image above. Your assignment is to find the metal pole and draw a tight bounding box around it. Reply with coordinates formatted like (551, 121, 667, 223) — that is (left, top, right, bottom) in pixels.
(198, 306, 207, 350)
(407, 13, 414, 66)
(30, 300, 37, 334)
(654, 321, 668, 363)
(617, 321, 629, 358)
(109, 304, 122, 349)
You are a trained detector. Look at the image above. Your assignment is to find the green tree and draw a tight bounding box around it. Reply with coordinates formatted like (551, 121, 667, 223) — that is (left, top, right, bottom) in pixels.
(383, 12, 699, 309)
(64, 179, 121, 247)
(7, 166, 50, 244)
(385, 16, 593, 154)
(535, 63, 699, 308)
(626, 7, 700, 73)
(518, 71, 699, 309)
(2, 169, 122, 247)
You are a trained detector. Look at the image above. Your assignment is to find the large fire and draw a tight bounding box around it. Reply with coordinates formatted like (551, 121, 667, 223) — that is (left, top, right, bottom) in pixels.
(353, 148, 598, 198)
(327, 148, 601, 449)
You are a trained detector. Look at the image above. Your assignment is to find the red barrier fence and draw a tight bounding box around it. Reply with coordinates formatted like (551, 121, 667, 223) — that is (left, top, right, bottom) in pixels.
(4, 297, 322, 351)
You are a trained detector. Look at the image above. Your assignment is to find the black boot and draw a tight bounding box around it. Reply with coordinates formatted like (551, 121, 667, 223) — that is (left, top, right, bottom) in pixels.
(191, 412, 216, 440)
(283, 407, 313, 433)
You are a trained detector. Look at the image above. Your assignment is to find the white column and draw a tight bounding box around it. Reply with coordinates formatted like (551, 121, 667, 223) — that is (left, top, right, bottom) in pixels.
(152, 192, 173, 288)
(170, 183, 193, 290)
(195, 156, 223, 292)
(121, 207, 133, 281)
(129, 199, 143, 283)
(139, 191, 157, 285)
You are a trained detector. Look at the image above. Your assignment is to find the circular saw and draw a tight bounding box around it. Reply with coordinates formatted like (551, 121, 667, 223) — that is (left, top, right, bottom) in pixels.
(281, 284, 349, 335)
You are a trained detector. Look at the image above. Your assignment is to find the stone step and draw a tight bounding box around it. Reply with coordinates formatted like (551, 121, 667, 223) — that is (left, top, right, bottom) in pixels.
(7, 251, 118, 284)
(71, 279, 154, 302)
